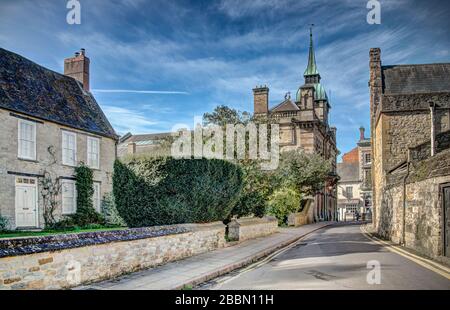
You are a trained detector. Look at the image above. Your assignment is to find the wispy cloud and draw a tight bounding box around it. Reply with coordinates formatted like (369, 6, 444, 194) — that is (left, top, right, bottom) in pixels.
(1, 0, 449, 157)
(101, 105, 159, 134)
(92, 89, 189, 95)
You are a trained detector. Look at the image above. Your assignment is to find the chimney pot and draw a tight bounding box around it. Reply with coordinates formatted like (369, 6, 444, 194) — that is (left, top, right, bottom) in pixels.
(64, 49, 90, 91)
(359, 127, 365, 141)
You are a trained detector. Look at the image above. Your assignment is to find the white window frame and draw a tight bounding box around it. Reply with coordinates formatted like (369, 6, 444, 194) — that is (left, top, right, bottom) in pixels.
(87, 136, 100, 169)
(62, 131, 77, 166)
(61, 180, 77, 215)
(92, 182, 101, 213)
(18, 119, 37, 160)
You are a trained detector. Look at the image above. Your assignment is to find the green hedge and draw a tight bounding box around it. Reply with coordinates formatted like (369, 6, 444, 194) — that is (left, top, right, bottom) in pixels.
(113, 157, 243, 227)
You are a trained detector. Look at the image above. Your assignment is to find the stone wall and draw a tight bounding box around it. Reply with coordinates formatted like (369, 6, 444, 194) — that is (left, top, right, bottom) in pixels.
(0, 108, 117, 229)
(228, 217, 278, 242)
(288, 200, 314, 227)
(376, 149, 450, 258)
(379, 175, 449, 258)
(0, 222, 225, 290)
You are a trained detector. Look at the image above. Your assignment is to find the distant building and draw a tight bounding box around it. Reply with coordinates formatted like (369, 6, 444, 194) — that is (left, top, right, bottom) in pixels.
(0, 48, 118, 229)
(252, 29, 339, 222)
(337, 127, 372, 221)
(118, 132, 173, 158)
(369, 48, 450, 259)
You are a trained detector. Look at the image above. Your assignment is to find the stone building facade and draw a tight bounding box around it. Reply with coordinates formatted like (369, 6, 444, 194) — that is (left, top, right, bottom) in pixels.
(253, 30, 339, 222)
(0, 48, 118, 229)
(337, 127, 372, 221)
(369, 48, 450, 259)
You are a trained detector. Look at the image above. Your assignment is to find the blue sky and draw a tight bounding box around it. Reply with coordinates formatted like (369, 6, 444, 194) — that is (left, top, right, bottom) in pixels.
(1, 0, 449, 160)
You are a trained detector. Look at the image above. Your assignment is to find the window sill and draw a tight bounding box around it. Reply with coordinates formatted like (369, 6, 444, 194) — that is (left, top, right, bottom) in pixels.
(18, 157, 38, 163)
(62, 163, 77, 168)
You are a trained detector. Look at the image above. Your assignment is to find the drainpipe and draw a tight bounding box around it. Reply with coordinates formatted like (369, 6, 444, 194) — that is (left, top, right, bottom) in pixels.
(402, 152, 411, 246)
(430, 102, 436, 157)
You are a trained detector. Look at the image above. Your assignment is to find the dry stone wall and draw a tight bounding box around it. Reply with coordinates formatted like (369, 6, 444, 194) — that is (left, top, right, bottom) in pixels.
(0, 222, 225, 290)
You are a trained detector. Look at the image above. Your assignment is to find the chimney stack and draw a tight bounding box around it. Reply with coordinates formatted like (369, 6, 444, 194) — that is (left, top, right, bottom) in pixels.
(359, 127, 365, 141)
(64, 48, 90, 91)
(253, 86, 269, 115)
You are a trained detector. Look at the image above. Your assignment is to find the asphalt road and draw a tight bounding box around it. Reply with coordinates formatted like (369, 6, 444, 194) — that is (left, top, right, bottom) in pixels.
(199, 223, 450, 290)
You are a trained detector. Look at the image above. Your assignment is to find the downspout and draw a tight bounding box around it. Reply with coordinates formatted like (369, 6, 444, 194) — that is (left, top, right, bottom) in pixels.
(430, 102, 436, 157)
(402, 152, 411, 246)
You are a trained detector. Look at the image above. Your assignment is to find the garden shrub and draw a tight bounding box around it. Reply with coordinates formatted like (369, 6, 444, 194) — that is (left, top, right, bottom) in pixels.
(267, 187, 301, 226)
(101, 193, 126, 227)
(113, 157, 243, 227)
(0, 214, 9, 232)
(230, 160, 278, 219)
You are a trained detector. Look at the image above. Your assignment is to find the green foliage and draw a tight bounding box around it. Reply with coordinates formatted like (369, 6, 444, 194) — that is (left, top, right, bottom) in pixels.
(101, 193, 127, 227)
(203, 105, 251, 127)
(71, 164, 104, 226)
(277, 150, 332, 196)
(0, 214, 9, 232)
(113, 157, 243, 227)
(231, 160, 278, 218)
(267, 187, 302, 226)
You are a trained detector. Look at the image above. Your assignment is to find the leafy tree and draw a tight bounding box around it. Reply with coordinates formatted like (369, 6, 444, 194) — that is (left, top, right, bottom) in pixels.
(267, 187, 302, 226)
(203, 105, 251, 127)
(277, 150, 332, 197)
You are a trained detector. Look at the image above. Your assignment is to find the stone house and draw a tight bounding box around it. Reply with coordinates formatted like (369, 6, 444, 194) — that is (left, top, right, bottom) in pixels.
(0, 48, 118, 229)
(369, 48, 450, 259)
(337, 127, 372, 221)
(253, 30, 339, 222)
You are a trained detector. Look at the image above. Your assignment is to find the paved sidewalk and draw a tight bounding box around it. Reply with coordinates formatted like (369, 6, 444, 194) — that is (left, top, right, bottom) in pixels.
(78, 222, 333, 290)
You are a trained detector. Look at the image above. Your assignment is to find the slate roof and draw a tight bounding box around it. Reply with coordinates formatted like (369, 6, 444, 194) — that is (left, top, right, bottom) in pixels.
(382, 63, 450, 95)
(119, 132, 173, 144)
(0, 48, 118, 140)
(337, 162, 360, 183)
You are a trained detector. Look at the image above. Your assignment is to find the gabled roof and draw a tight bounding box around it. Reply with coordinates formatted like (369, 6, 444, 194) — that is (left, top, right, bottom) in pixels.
(270, 99, 299, 113)
(0, 48, 118, 140)
(382, 63, 450, 95)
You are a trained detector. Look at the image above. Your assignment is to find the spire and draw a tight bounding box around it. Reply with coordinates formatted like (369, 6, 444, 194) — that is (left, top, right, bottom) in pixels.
(304, 25, 319, 77)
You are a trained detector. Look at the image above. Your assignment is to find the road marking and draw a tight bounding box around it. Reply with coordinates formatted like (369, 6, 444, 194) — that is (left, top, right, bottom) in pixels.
(208, 227, 324, 289)
(360, 225, 450, 280)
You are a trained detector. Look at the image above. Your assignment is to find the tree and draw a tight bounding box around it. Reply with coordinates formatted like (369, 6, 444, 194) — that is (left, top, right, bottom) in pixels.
(268, 187, 302, 226)
(277, 150, 332, 197)
(203, 105, 251, 127)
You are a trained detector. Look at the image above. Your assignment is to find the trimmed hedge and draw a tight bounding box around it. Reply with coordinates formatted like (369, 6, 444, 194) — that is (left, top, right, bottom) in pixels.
(113, 157, 243, 227)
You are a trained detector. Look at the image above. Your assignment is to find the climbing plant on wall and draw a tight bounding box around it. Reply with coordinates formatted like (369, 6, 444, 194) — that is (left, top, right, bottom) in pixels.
(72, 163, 104, 226)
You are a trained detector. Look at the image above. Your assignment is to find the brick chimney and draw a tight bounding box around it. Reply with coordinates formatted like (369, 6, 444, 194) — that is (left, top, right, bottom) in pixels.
(253, 86, 269, 115)
(64, 48, 90, 91)
(359, 126, 365, 141)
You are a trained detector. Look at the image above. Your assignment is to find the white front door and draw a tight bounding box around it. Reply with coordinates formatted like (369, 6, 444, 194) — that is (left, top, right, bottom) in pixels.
(15, 177, 38, 228)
